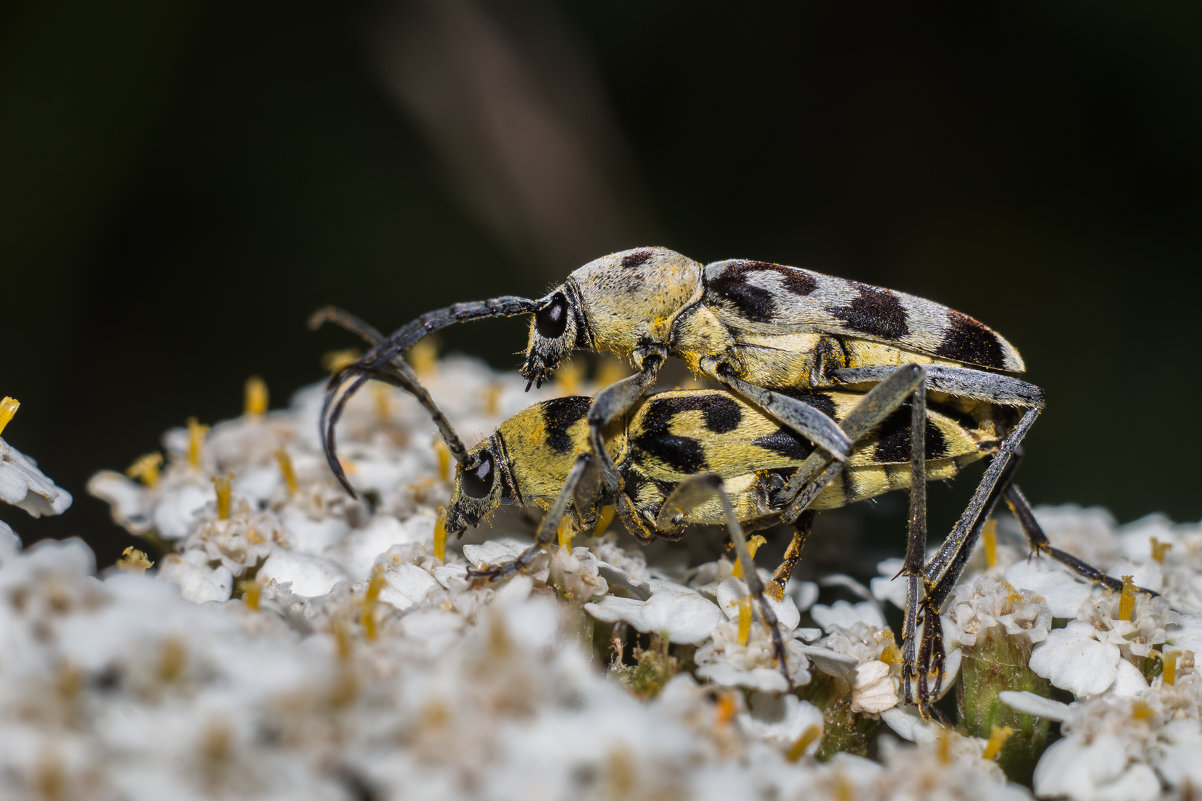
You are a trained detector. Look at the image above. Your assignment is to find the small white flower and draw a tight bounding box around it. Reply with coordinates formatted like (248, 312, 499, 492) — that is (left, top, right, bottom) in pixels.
(736, 691, 823, 754)
(158, 549, 234, 603)
(1034, 731, 1160, 801)
(585, 587, 722, 644)
(811, 599, 885, 632)
(258, 550, 348, 597)
(547, 545, 609, 601)
(0, 440, 71, 517)
(945, 574, 1052, 647)
(1029, 620, 1125, 697)
(849, 659, 899, 714)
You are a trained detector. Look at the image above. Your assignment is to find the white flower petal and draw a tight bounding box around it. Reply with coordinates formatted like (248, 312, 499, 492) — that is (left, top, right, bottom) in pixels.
(998, 690, 1070, 722)
(1028, 622, 1120, 697)
(880, 706, 939, 743)
(0, 442, 72, 517)
(259, 551, 347, 597)
(811, 600, 885, 632)
(1004, 558, 1095, 618)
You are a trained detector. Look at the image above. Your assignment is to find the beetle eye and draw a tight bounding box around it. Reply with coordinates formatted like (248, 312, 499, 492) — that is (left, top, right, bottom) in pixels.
(461, 452, 495, 499)
(535, 292, 569, 339)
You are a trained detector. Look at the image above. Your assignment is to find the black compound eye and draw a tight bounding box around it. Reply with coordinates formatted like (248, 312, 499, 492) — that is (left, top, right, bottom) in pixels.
(461, 452, 495, 499)
(535, 292, 569, 339)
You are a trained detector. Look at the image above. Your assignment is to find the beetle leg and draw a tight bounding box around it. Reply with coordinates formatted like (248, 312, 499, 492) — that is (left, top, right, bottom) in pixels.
(587, 355, 663, 496)
(774, 363, 926, 523)
(656, 473, 792, 685)
(1005, 483, 1156, 596)
(717, 369, 852, 462)
(468, 453, 594, 580)
(830, 364, 1044, 410)
(911, 451, 1020, 716)
(765, 512, 812, 602)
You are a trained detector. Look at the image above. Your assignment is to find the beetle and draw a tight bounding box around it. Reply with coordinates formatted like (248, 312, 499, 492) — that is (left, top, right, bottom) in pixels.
(312, 305, 1129, 717)
(317, 248, 1043, 707)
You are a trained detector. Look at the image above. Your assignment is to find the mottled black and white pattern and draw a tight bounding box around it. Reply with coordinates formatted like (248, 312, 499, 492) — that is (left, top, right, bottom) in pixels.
(704, 259, 1023, 371)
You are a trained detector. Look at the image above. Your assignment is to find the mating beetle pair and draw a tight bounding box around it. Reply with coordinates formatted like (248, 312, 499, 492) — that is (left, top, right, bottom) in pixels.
(318, 247, 1127, 717)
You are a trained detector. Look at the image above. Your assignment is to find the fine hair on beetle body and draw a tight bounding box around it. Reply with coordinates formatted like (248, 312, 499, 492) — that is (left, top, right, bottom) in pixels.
(312, 304, 1146, 719)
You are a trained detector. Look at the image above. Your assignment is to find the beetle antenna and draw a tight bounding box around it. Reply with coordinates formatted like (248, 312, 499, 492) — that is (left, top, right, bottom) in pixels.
(315, 302, 537, 496)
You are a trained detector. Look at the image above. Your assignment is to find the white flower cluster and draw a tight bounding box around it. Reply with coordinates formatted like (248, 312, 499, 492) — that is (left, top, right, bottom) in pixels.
(0, 357, 1198, 798)
(878, 506, 1202, 799)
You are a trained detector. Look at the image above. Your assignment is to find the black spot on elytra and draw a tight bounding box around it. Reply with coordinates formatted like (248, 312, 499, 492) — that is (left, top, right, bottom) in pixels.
(621, 464, 649, 497)
(752, 427, 815, 460)
(542, 396, 591, 453)
(934, 310, 1007, 369)
(632, 394, 742, 473)
(621, 249, 653, 269)
(841, 470, 859, 503)
(706, 261, 817, 323)
(770, 388, 838, 422)
(871, 403, 950, 463)
(829, 284, 910, 340)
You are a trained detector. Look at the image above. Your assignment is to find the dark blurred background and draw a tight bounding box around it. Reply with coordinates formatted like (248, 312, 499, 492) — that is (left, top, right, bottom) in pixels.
(3, 1, 1200, 567)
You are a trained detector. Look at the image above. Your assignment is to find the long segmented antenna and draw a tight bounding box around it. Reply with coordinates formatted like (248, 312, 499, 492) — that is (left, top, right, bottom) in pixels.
(312, 298, 537, 496)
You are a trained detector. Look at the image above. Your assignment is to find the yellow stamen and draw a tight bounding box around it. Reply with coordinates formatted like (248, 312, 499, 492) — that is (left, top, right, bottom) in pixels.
(433, 439, 451, 482)
(361, 566, 386, 640)
(937, 727, 953, 764)
(321, 348, 361, 374)
(982, 725, 1015, 761)
(1150, 537, 1173, 564)
(786, 724, 822, 763)
(592, 505, 616, 536)
(737, 595, 752, 645)
(433, 508, 448, 562)
(186, 417, 209, 469)
(244, 375, 268, 417)
(1163, 650, 1182, 686)
(331, 620, 353, 661)
(715, 692, 738, 726)
(211, 473, 233, 520)
(1131, 699, 1155, 720)
(1119, 575, 1137, 621)
(557, 516, 575, 550)
(409, 339, 439, 378)
(731, 534, 766, 579)
(125, 452, 164, 487)
(982, 518, 998, 568)
(274, 448, 298, 495)
(116, 547, 153, 573)
(484, 382, 503, 417)
(880, 643, 903, 665)
(239, 579, 261, 611)
(372, 383, 391, 422)
(158, 637, 187, 683)
(0, 396, 19, 437)
(555, 360, 583, 396)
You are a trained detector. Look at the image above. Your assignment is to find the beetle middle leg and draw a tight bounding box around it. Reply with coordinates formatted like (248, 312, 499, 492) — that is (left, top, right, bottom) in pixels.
(655, 473, 792, 684)
(765, 511, 813, 602)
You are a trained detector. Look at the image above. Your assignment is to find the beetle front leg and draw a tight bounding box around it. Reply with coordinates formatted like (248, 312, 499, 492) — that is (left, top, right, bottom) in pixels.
(586, 353, 664, 496)
(468, 453, 594, 580)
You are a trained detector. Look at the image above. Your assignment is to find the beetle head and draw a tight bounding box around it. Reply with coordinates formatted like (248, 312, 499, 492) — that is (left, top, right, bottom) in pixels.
(521, 288, 580, 389)
(445, 443, 506, 534)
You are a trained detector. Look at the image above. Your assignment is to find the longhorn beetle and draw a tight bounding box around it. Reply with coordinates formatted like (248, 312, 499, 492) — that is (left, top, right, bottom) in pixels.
(319, 248, 1043, 709)
(313, 307, 1135, 718)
